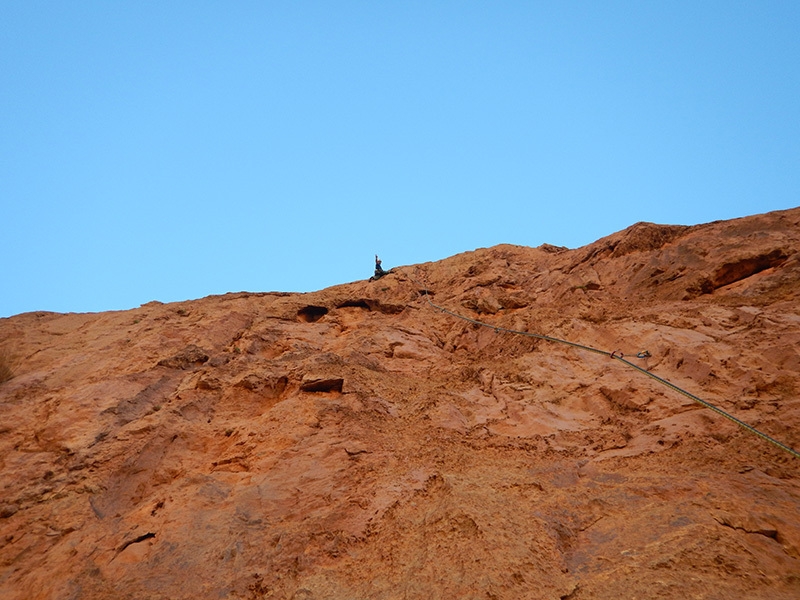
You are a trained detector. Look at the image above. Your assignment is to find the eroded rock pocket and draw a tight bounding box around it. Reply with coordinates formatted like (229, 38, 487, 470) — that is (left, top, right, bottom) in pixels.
(711, 249, 789, 290)
(684, 249, 791, 298)
(336, 298, 405, 314)
(297, 305, 328, 323)
(300, 377, 344, 393)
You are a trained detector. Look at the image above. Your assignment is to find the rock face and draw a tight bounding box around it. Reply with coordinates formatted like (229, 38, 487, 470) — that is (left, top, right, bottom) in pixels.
(1, 208, 799, 600)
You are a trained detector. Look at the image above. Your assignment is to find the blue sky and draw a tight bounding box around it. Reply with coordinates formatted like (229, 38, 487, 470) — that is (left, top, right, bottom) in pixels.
(2, 2, 798, 318)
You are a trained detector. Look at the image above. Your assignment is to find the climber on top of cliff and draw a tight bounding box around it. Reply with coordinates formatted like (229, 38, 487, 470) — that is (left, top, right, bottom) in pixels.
(371, 255, 387, 281)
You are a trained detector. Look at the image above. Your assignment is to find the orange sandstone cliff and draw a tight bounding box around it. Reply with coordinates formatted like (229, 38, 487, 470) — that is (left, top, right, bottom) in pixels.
(1, 208, 799, 599)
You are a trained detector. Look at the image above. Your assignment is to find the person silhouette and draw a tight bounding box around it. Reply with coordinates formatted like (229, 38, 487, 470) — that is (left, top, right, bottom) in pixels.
(372, 255, 387, 280)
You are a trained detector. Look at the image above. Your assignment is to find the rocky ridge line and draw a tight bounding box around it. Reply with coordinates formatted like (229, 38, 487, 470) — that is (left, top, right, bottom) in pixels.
(1, 207, 799, 599)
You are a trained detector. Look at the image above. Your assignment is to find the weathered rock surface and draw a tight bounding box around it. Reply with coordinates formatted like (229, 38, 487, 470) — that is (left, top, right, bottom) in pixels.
(1, 208, 799, 599)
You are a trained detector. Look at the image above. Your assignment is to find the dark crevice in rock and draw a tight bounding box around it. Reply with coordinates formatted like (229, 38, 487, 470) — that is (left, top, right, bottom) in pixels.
(711, 249, 789, 290)
(297, 306, 329, 323)
(685, 249, 791, 298)
(715, 515, 778, 540)
(336, 299, 405, 315)
(116, 532, 156, 555)
(560, 584, 580, 600)
(300, 378, 344, 393)
(337, 299, 371, 310)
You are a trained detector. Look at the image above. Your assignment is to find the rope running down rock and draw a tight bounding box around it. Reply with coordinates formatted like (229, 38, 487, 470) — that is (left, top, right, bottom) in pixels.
(410, 273, 800, 461)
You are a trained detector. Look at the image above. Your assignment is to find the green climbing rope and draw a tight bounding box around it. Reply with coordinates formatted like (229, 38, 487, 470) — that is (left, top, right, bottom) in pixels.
(413, 277, 799, 461)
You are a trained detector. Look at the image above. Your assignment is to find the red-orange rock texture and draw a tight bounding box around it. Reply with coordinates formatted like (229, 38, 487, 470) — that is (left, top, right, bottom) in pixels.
(1, 208, 799, 599)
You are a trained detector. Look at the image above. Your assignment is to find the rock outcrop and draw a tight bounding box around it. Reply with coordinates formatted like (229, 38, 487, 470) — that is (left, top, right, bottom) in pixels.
(1, 208, 799, 599)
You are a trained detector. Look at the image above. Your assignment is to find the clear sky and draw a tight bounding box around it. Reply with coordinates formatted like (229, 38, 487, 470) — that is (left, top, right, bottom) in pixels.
(2, 2, 799, 318)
